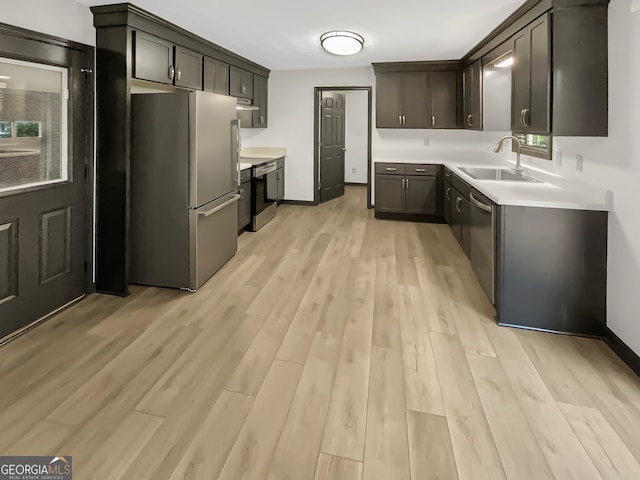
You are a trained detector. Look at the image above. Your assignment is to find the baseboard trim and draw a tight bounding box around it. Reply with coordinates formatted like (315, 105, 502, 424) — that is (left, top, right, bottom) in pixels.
(345, 182, 367, 186)
(374, 211, 447, 224)
(604, 327, 640, 378)
(279, 200, 318, 206)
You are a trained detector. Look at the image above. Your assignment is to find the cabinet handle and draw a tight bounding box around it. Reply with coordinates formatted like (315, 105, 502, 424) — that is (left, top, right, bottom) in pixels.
(455, 197, 462, 213)
(467, 114, 473, 127)
(242, 85, 247, 94)
(176, 68, 182, 82)
(414, 168, 426, 172)
(403, 115, 406, 125)
(520, 108, 526, 127)
(168, 66, 175, 80)
(398, 115, 402, 125)
(385, 167, 397, 172)
(239, 187, 244, 199)
(401, 178, 406, 189)
(522, 108, 530, 127)
(432, 115, 436, 127)
(260, 115, 264, 124)
(446, 187, 451, 200)
(406, 178, 410, 190)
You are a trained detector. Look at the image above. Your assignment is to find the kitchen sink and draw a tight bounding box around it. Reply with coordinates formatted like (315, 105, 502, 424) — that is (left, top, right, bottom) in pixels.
(459, 167, 542, 183)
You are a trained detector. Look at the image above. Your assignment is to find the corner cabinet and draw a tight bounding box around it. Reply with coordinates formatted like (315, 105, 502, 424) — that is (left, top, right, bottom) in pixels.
(133, 32, 202, 89)
(462, 60, 482, 130)
(375, 68, 458, 129)
(374, 163, 441, 218)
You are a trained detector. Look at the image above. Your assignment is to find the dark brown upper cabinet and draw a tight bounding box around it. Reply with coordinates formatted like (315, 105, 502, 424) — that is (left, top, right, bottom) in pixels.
(376, 69, 458, 129)
(230, 66, 254, 99)
(376, 72, 429, 128)
(463, 61, 482, 130)
(133, 31, 174, 85)
(429, 71, 459, 128)
(252, 75, 268, 128)
(133, 31, 202, 89)
(511, 13, 550, 134)
(174, 46, 203, 90)
(203, 57, 229, 95)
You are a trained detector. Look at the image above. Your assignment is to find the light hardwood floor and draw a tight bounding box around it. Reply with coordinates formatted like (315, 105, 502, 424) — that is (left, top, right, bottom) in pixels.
(1, 186, 640, 479)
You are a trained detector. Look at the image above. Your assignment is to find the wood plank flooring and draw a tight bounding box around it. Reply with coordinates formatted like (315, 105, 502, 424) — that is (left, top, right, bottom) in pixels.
(1, 186, 640, 479)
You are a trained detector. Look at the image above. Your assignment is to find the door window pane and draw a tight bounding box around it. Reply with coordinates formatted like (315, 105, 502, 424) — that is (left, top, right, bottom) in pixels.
(0, 58, 68, 193)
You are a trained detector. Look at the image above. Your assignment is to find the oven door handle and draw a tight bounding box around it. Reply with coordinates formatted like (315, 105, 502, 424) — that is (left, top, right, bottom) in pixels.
(199, 194, 241, 217)
(254, 162, 278, 176)
(470, 193, 493, 213)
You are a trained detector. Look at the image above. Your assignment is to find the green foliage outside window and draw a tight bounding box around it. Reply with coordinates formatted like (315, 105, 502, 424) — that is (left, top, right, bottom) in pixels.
(16, 121, 41, 138)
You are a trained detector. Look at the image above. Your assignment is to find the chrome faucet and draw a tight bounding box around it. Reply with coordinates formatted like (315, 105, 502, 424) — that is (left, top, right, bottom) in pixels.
(494, 135, 523, 174)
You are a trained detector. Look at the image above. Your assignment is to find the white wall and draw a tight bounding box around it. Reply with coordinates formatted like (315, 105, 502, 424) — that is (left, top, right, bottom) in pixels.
(0, 0, 95, 46)
(344, 90, 368, 184)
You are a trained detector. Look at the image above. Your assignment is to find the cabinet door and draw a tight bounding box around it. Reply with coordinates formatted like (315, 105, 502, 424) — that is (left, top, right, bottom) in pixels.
(528, 14, 550, 133)
(252, 75, 268, 128)
(238, 181, 251, 231)
(133, 31, 174, 85)
(230, 66, 253, 98)
(203, 57, 229, 95)
(276, 168, 284, 202)
(175, 46, 203, 90)
(444, 180, 452, 224)
(402, 72, 430, 128)
(463, 61, 482, 129)
(450, 191, 464, 245)
(429, 71, 458, 128)
(460, 197, 471, 258)
(511, 28, 531, 131)
(376, 73, 403, 128)
(375, 175, 405, 213)
(405, 176, 437, 215)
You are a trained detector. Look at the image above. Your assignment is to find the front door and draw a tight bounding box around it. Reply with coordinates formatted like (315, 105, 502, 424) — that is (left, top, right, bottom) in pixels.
(0, 50, 89, 340)
(320, 92, 346, 203)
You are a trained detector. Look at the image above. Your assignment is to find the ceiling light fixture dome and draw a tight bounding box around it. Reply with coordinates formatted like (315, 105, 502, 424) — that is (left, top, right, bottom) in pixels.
(320, 31, 364, 56)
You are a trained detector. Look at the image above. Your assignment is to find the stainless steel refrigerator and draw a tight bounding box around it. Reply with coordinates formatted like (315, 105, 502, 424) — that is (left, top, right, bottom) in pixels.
(129, 90, 241, 290)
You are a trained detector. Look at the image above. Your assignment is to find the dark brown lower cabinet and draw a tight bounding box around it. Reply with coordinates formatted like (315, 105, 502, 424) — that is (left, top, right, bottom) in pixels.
(374, 163, 441, 218)
(405, 176, 437, 215)
(375, 175, 405, 213)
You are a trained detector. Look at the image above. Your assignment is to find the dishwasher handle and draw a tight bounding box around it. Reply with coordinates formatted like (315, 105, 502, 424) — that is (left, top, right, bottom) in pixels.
(199, 194, 241, 217)
(255, 162, 278, 176)
(470, 193, 493, 213)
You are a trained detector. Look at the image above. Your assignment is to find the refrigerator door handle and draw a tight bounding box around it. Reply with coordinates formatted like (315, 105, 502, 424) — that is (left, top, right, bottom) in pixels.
(232, 119, 241, 187)
(199, 194, 241, 217)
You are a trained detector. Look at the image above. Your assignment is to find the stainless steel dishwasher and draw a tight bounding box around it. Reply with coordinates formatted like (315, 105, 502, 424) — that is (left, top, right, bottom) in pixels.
(469, 189, 496, 304)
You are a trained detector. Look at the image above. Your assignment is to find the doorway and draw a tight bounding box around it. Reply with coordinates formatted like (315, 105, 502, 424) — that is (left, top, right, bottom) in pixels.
(313, 86, 372, 207)
(0, 28, 94, 342)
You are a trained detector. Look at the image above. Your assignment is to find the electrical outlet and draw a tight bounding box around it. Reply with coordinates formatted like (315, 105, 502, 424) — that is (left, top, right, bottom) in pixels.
(352, 167, 356, 174)
(576, 154, 584, 172)
(424, 137, 431, 146)
(555, 151, 562, 166)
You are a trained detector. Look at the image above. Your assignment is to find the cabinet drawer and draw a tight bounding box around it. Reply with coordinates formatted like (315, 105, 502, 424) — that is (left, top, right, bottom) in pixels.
(406, 164, 440, 176)
(375, 163, 405, 175)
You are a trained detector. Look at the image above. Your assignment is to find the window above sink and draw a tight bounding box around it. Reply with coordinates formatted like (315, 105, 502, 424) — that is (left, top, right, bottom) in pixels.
(513, 132, 552, 160)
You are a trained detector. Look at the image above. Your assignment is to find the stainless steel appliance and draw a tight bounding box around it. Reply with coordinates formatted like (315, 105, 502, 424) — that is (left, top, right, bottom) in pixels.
(251, 161, 278, 231)
(130, 90, 240, 290)
(469, 189, 496, 304)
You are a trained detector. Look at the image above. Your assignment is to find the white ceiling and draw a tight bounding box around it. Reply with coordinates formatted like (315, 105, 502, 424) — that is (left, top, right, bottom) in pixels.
(77, 0, 527, 70)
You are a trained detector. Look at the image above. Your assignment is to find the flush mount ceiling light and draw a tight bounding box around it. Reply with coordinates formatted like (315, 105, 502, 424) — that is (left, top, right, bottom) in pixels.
(320, 31, 364, 56)
(0, 75, 10, 79)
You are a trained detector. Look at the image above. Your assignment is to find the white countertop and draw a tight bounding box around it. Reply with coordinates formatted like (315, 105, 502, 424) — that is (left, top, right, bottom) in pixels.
(240, 146, 287, 161)
(374, 156, 611, 211)
(239, 162, 252, 171)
